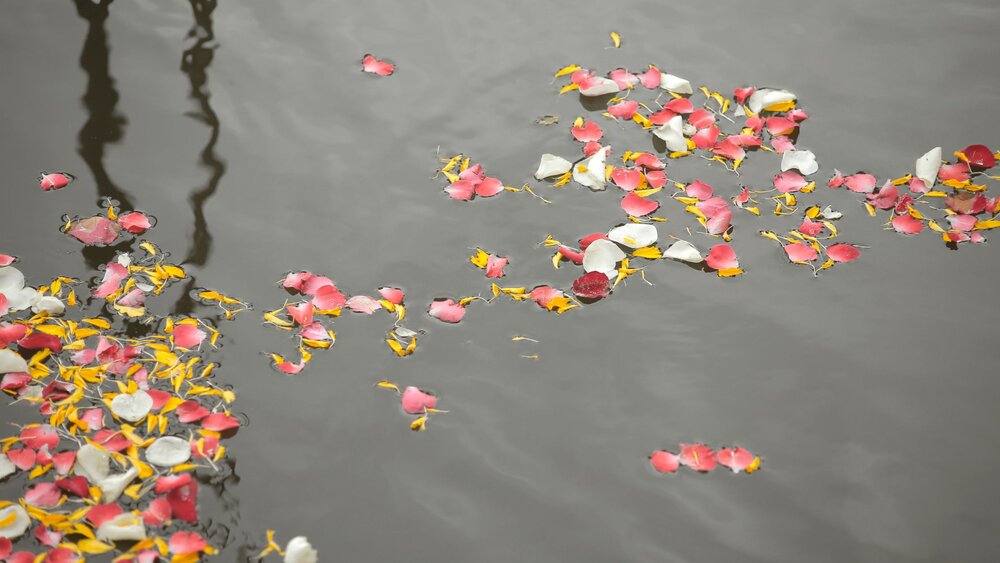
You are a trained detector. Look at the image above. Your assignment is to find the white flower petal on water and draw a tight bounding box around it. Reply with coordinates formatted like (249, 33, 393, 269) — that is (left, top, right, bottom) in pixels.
(573, 148, 607, 191)
(110, 390, 153, 422)
(5, 287, 38, 312)
(0, 504, 30, 539)
(0, 455, 16, 481)
(821, 206, 843, 220)
(607, 224, 658, 249)
(579, 76, 619, 97)
(734, 104, 746, 117)
(99, 466, 138, 503)
(31, 295, 65, 316)
(915, 146, 942, 188)
(534, 154, 573, 180)
(0, 266, 25, 296)
(747, 88, 797, 114)
(145, 436, 191, 467)
(0, 349, 29, 374)
(116, 253, 131, 267)
(583, 239, 626, 276)
(284, 536, 319, 563)
(96, 512, 146, 542)
(75, 444, 111, 484)
(652, 115, 688, 153)
(780, 149, 819, 176)
(663, 240, 704, 263)
(659, 73, 693, 94)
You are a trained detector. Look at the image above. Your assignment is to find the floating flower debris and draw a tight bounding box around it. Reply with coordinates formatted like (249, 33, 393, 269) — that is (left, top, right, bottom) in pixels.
(376, 381, 446, 432)
(361, 54, 394, 77)
(650, 444, 760, 474)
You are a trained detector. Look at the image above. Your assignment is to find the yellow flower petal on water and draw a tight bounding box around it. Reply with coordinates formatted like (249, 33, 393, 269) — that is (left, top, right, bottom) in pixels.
(610, 31, 621, 48)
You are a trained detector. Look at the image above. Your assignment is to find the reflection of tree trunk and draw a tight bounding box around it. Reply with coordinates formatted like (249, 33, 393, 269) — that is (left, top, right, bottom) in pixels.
(74, 0, 132, 209)
(182, 0, 225, 267)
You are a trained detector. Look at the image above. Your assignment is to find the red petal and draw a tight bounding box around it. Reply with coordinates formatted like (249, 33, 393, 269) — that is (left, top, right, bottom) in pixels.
(798, 219, 824, 236)
(154, 473, 193, 494)
(611, 168, 642, 191)
(572, 271, 611, 300)
(286, 302, 314, 326)
(361, 54, 395, 76)
(733, 86, 755, 104)
(650, 450, 680, 473)
(773, 171, 807, 193)
(201, 412, 241, 432)
(783, 243, 819, 262)
(621, 192, 659, 216)
(557, 246, 584, 265)
(608, 100, 639, 120)
(571, 120, 603, 143)
(664, 98, 694, 114)
(38, 172, 74, 191)
(86, 503, 123, 527)
(445, 180, 476, 201)
(706, 209, 732, 236)
(688, 109, 715, 129)
(143, 497, 172, 527)
(20, 425, 59, 450)
(427, 299, 466, 323)
(52, 451, 76, 475)
(705, 244, 738, 270)
(7, 448, 36, 471)
(176, 400, 210, 423)
(717, 447, 756, 472)
(311, 285, 346, 310)
(475, 177, 504, 198)
(166, 481, 198, 523)
(0, 323, 28, 347)
(485, 254, 508, 279)
(92, 262, 128, 299)
(892, 214, 925, 235)
(401, 386, 438, 414)
(25, 482, 61, 507)
(55, 476, 91, 498)
(169, 531, 208, 555)
(679, 443, 718, 472)
(116, 212, 153, 234)
(378, 287, 404, 304)
(67, 216, 122, 245)
(962, 144, 996, 169)
(18, 331, 63, 353)
(765, 116, 797, 136)
(172, 323, 206, 349)
(826, 244, 861, 263)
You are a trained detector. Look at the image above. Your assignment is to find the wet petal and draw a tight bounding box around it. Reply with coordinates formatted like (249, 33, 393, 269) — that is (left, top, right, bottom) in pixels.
(428, 299, 466, 323)
(607, 224, 657, 249)
(705, 244, 738, 270)
(621, 192, 659, 216)
(361, 54, 394, 76)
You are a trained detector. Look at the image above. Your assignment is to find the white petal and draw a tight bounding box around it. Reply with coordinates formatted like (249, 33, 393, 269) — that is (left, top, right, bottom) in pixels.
(284, 537, 319, 563)
(652, 115, 688, 152)
(583, 239, 626, 274)
(116, 253, 132, 267)
(780, 150, 819, 176)
(111, 390, 153, 422)
(0, 267, 25, 296)
(96, 512, 146, 542)
(534, 154, 573, 180)
(31, 295, 65, 316)
(663, 240, 704, 263)
(573, 148, 607, 191)
(734, 104, 746, 117)
(145, 436, 191, 467)
(0, 455, 16, 481)
(607, 224, 658, 249)
(75, 444, 111, 484)
(579, 77, 619, 97)
(821, 206, 843, 220)
(747, 88, 796, 114)
(99, 466, 138, 503)
(0, 349, 29, 374)
(5, 287, 38, 312)
(659, 73, 693, 94)
(915, 146, 942, 188)
(0, 504, 30, 539)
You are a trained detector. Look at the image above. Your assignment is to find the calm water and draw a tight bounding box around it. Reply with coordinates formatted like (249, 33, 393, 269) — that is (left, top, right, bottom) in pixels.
(2, 0, 1000, 561)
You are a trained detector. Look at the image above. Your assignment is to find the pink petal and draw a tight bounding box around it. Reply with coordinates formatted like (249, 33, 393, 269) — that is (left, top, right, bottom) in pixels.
(557, 246, 584, 265)
(634, 153, 665, 170)
(299, 322, 331, 341)
(18, 331, 62, 353)
(92, 262, 128, 299)
(697, 197, 729, 218)
(765, 116, 797, 135)
(938, 163, 969, 182)
(826, 244, 861, 263)
(827, 169, 845, 188)
(608, 100, 639, 120)
(648, 108, 677, 126)
(664, 98, 694, 114)
(783, 243, 819, 262)
(346, 295, 382, 314)
(773, 171, 807, 193)
(771, 136, 795, 153)
(705, 209, 732, 236)
(274, 357, 306, 374)
(866, 182, 899, 210)
(172, 323, 206, 349)
(529, 286, 564, 309)
(86, 504, 123, 527)
(947, 214, 977, 232)
(67, 216, 122, 245)
(92, 429, 130, 452)
(38, 172, 74, 191)
(608, 68, 639, 89)
(401, 386, 438, 414)
(445, 179, 476, 201)
(894, 194, 915, 214)
(166, 481, 198, 522)
(143, 497, 172, 527)
(798, 218, 824, 236)
(176, 400, 210, 424)
(1, 372, 31, 390)
(679, 443, 718, 472)
(282, 271, 312, 292)
(971, 231, 987, 244)
(892, 213, 925, 235)
(845, 173, 877, 193)
(34, 525, 62, 547)
(78, 408, 105, 431)
(169, 531, 208, 555)
(688, 108, 715, 129)
(25, 482, 61, 507)
(378, 287, 404, 304)
(20, 425, 59, 450)
(485, 254, 508, 279)
(909, 177, 929, 193)
(639, 67, 661, 89)
(705, 244, 738, 270)
(7, 448, 36, 471)
(787, 108, 809, 122)
(712, 138, 745, 161)
(428, 299, 466, 323)
(685, 180, 714, 201)
(650, 450, 680, 473)
(611, 168, 642, 191)
(311, 284, 346, 310)
(572, 271, 610, 300)
(361, 54, 395, 76)
(582, 141, 602, 157)
(733, 86, 755, 104)
(201, 412, 241, 432)
(116, 288, 146, 308)
(571, 121, 603, 143)
(116, 211, 153, 234)
(645, 170, 667, 188)
(734, 187, 751, 207)
(692, 125, 720, 149)
(621, 193, 659, 216)
(52, 451, 76, 475)
(0, 323, 28, 347)
(475, 176, 504, 198)
(745, 115, 764, 134)
(0, 254, 16, 267)
(717, 447, 757, 472)
(55, 476, 91, 499)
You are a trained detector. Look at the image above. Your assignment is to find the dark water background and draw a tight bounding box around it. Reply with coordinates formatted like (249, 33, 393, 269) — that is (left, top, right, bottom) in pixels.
(2, 0, 1000, 561)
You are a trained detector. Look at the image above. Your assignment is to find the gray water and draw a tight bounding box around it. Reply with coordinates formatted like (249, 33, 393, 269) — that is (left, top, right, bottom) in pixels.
(2, 0, 1000, 561)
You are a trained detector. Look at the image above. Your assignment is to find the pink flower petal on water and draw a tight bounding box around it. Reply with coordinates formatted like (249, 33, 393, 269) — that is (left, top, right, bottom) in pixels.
(712, 138, 745, 161)
(579, 233, 608, 250)
(648, 108, 677, 126)
(25, 483, 61, 508)
(706, 209, 732, 236)
(52, 451, 75, 475)
(143, 497, 172, 527)
(116, 288, 146, 308)
(971, 232, 986, 244)
(635, 152, 665, 170)
(156, 474, 194, 494)
(685, 180, 714, 201)
(608, 100, 639, 120)
(665, 98, 694, 114)
(0, 254, 16, 267)
(787, 108, 810, 122)
(176, 400, 210, 424)
(608, 68, 638, 89)
(0, 323, 27, 347)
(34, 525, 62, 547)
(938, 163, 969, 182)
(557, 246, 584, 265)
(485, 255, 508, 279)
(705, 244, 738, 270)
(201, 412, 240, 432)
(92, 262, 127, 299)
(282, 271, 312, 292)
(428, 299, 466, 323)
(826, 244, 861, 263)
(445, 179, 476, 201)
(773, 171, 807, 193)
(21, 425, 59, 450)
(866, 182, 898, 210)
(378, 287, 404, 304)
(38, 172, 75, 191)
(947, 214, 977, 232)
(166, 481, 198, 522)
(299, 322, 330, 341)
(7, 448, 36, 471)
(798, 218, 824, 236)
(572, 271, 610, 300)
(745, 115, 764, 134)
(273, 357, 306, 375)
(844, 173, 877, 193)
(783, 243, 819, 262)
(645, 170, 666, 188)
(55, 476, 90, 499)
(311, 285, 346, 310)
(582, 141, 602, 157)
(765, 116, 797, 136)
(611, 168, 642, 191)
(475, 177, 503, 198)
(86, 504, 123, 527)
(1, 372, 31, 390)
(169, 531, 208, 555)
(621, 193, 659, 216)
(639, 67, 661, 89)
(67, 216, 122, 245)
(401, 386, 438, 414)
(650, 450, 680, 473)
(771, 136, 795, 153)
(78, 408, 105, 431)
(687, 109, 715, 130)
(286, 302, 314, 326)
(116, 212, 153, 234)
(697, 196, 729, 218)
(346, 295, 382, 314)
(361, 54, 394, 76)
(529, 286, 563, 309)
(692, 125, 720, 149)
(717, 447, 757, 472)
(679, 443, 718, 472)
(892, 213, 925, 235)
(733, 86, 755, 104)
(734, 187, 751, 207)
(827, 169, 845, 188)
(571, 121, 603, 143)
(92, 429, 129, 451)
(909, 177, 929, 193)
(172, 324, 206, 349)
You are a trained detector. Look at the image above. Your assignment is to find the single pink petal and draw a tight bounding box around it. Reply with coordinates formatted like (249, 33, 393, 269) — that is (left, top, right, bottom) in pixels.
(361, 54, 395, 76)
(282, 271, 313, 292)
(621, 192, 659, 216)
(685, 180, 714, 201)
(734, 187, 751, 207)
(428, 299, 466, 323)
(143, 497, 172, 527)
(67, 216, 122, 245)
(34, 525, 62, 547)
(608, 100, 639, 120)
(798, 218, 824, 236)
(971, 231, 987, 244)
(783, 243, 819, 262)
(485, 254, 508, 279)
(648, 108, 677, 126)
(765, 116, 797, 135)
(201, 412, 240, 432)
(771, 136, 795, 153)
(712, 138, 746, 161)
(634, 152, 665, 170)
(346, 295, 382, 314)
(717, 447, 757, 472)
(300, 275, 335, 296)
(92, 262, 128, 299)
(866, 182, 898, 210)
(909, 177, 929, 193)
(116, 211, 153, 234)
(7, 448, 36, 471)
(664, 98, 694, 114)
(176, 400, 210, 424)
(745, 115, 764, 134)
(706, 209, 732, 235)
(55, 476, 91, 499)
(645, 170, 667, 188)
(116, 288, 146, 308)
(78, 408, 105, 431)
(611, 168, 642, 191)
(475, 177, 504, 198)
(92, 429, 130, 451)
(192, 434, 219, 460)
(705, 244, 738, 270)
(572, 271, 610, 300)
(166, 481, 198, 522)
(169, 531, 208, 555)
(529, 285, 564, 309)
(378, 286, 404, 304)
(773, 170, 807, 193)
(692, 125, 720, 149)
(696, 196, 729, 218)
(312, 284, 346, 310)
(787, 108, 809, 122)
(299, 322, 331, 341)
(608, 68, 638, 89)
(639, 67, 661, 89)
(688, 108, 715, 129)
(947, 214, 977, 232)
(273, 357, 306, 374)
(0, 323, 29, 347)
(445, 180, 476, 201)
(172, 323, 206, 349)
(826, 244, 861, 263)
(86, 503, 123, 527)
(679, 443, 718, 472)
(557, 246, 584, 265)
(938, 163, 969, 182)
(1, 372, 31, 390)
(944, 231, 971, 243)
(401, 386, 438, 414)
(582, 141, 602, 157)
(733, 86, 755, 104)
(38, 172, 75, 191)
(828, 169, 845, 188)
(0, 254, 16, 266)
(52, 451, 76, 475)
(579, 233, 608, 250)
(25, 482, 61, 508)
(286, 302, 314, 326)
(458, 164, 484, 183)
(19, 331, 63, 353)
(892, 213, 925, 235)
(844, 173, 877, 193)
(155, 475, 195, 495)
(571, 120, 603, 143)
(650, 450, 680, 473)
(20, 425, 59, 450)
